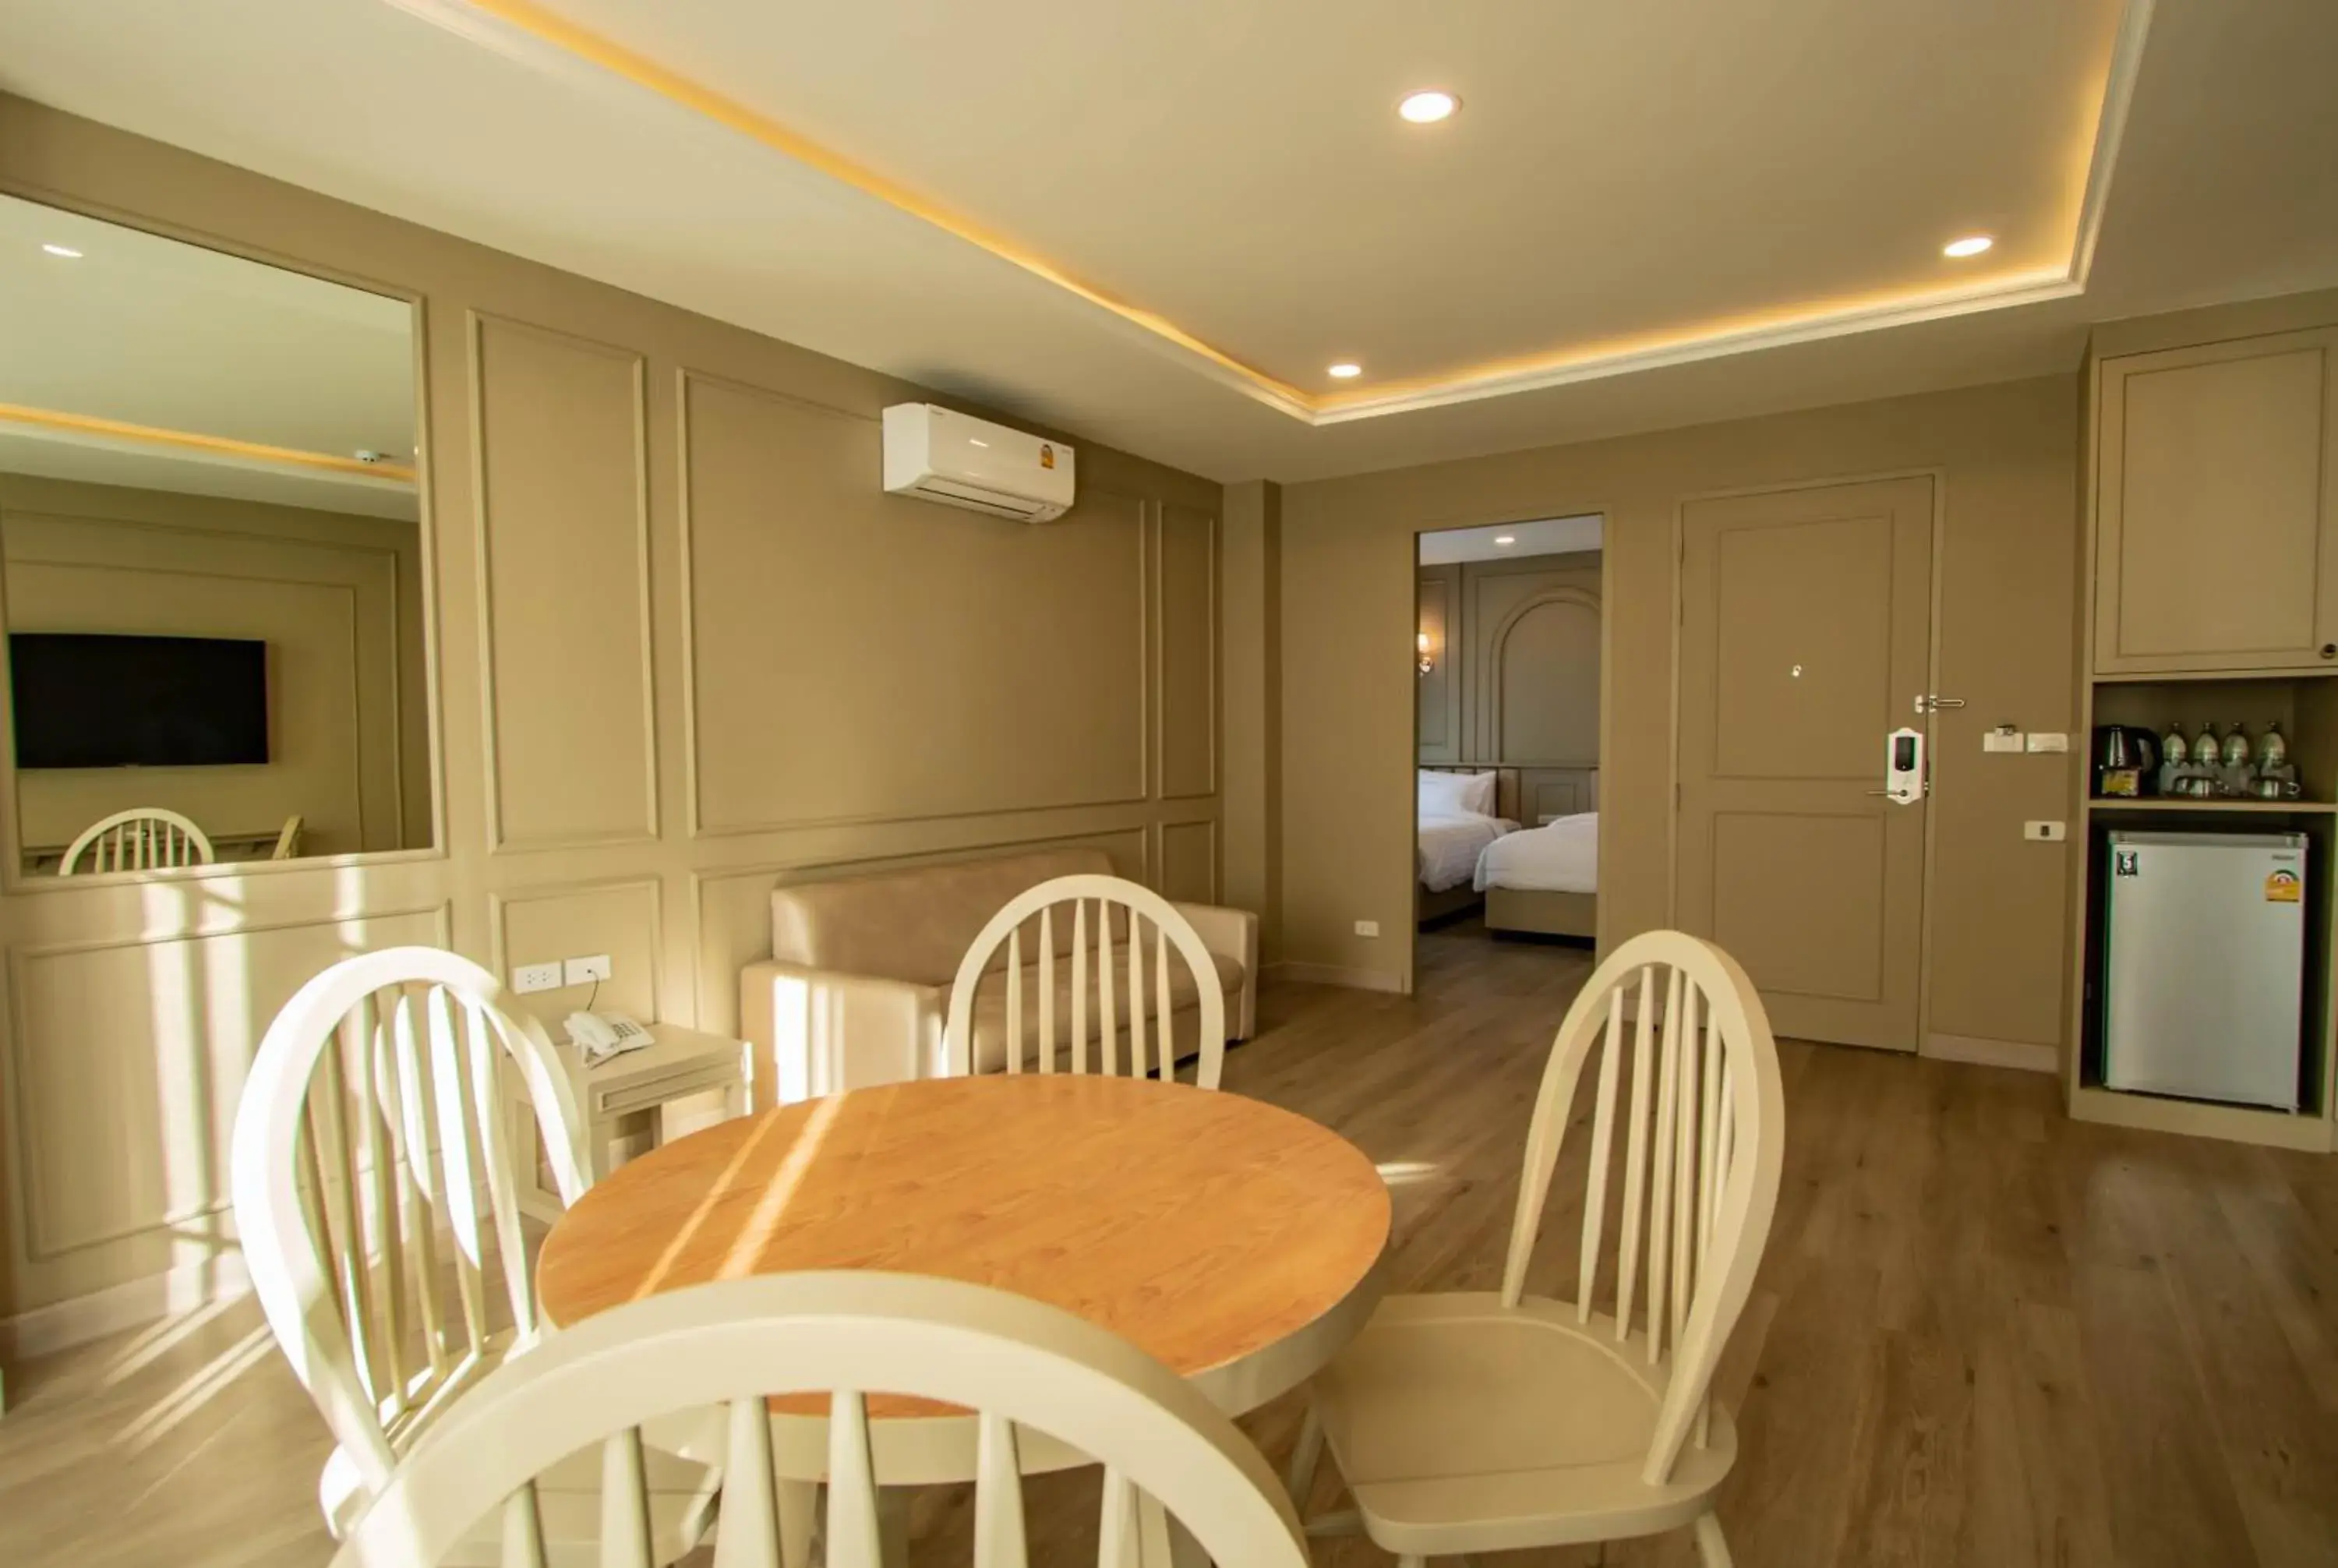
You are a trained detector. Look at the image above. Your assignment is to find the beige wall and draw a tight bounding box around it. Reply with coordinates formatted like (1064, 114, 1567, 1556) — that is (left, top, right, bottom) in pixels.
(0, 97, 1222, 1323)
(0, 473, 428, 858)
(1280, 376, 2081, 1054)
(1415, 550, 1601, 769)
(1222, 481, 1281, 960)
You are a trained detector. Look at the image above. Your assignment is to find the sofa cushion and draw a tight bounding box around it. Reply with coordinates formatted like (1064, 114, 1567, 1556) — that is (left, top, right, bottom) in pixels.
(967, 947, 1245, 1074)
(769, 847, 1114, 987)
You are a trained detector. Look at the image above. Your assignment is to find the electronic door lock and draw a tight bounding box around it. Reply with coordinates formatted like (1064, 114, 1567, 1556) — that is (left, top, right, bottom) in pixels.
(1881, 726, 1926, 803)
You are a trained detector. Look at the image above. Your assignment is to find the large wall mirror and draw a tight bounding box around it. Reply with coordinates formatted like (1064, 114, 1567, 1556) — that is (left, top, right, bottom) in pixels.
(0, 192, 432, 877)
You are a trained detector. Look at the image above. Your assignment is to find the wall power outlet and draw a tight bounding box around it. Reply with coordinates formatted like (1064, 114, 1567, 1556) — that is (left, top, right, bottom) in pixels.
(512, 962, 563, 994)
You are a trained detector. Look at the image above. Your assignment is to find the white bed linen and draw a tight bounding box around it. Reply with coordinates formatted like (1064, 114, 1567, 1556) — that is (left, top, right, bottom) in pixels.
(1475, 812, 1598, 894)
(1418, 812, 1514, 892)
(1418, 768, 1497, 818)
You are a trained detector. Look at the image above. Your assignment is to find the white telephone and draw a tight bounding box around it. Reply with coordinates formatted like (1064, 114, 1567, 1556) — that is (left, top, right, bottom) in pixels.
(565, 1008, 652, 1067)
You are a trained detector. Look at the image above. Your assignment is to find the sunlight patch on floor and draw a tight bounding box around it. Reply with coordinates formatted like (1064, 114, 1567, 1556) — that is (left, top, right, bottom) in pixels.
(113, 1323, 275, 1454)
(103, 1294, 245, 1388)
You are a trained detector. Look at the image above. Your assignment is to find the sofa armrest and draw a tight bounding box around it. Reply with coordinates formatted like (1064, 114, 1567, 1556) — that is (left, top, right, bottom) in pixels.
(738, 960, 944, 1106)
(1172, 902, 1259, 1042)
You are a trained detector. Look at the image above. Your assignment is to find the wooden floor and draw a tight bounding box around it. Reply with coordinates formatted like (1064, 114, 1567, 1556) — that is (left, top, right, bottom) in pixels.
(5, 920, 2338, 1566)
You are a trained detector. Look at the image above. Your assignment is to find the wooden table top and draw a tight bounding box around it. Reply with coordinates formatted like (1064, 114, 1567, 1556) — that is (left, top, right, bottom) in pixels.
(535, 1074, 1391, 1417)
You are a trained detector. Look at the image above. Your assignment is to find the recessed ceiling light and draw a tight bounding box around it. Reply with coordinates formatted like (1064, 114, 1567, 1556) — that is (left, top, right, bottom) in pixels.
(1942, 235, 1994, 259)
(1494, 535, 1517, 546)
(1397, 90, 1460, 125)
(41, 243, 82, 259)
(1327, 362, 1363, 380)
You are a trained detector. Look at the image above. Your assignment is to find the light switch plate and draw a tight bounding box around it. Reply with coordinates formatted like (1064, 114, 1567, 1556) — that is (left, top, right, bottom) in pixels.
(2024, 820, 2067, 842)
(513, 962, 563, 994)
(1354, 920, 1380, 938)
(2025, 732, 2069, 754)
(1984, 729, 2025, 754)
(564, 953, 613, 986)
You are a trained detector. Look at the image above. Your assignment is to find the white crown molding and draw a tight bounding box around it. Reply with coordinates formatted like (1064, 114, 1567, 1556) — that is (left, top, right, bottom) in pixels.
(1307, 272, 2088, 424)
(2070, 0, 2156, 285)
(378, 0, 2153, 428)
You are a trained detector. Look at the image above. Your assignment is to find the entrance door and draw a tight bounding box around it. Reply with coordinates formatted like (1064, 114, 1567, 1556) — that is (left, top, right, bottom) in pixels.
(1676, 477, 1934, 1051)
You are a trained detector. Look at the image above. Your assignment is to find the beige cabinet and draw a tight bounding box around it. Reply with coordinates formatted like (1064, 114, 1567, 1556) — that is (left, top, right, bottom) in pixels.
(2094, 326, 2338, 674)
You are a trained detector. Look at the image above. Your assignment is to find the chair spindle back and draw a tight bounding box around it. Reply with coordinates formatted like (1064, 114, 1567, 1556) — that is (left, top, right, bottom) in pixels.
(1499, 931, 1784, 1488)
(231, 946, 592, 1506)
(945, 874, 1227, 1089)
(59, 807, 214, 874)
(327, 1273, 1309, 1568)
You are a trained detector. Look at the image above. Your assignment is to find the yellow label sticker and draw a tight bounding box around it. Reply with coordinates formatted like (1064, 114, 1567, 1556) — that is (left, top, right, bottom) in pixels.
(2267, 868, 2302, 903)
(1039, 444, 1055, 470)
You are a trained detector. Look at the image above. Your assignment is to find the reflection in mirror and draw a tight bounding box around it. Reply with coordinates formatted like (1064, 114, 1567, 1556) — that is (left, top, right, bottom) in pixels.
(0, 192, 430, 874)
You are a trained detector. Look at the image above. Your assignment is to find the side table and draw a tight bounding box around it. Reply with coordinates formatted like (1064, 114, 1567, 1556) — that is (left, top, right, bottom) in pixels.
(514, 1022, 749, 1218)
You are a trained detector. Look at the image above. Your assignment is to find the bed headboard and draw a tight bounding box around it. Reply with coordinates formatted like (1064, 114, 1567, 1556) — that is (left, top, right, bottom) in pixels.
(1422, 764, 1522, 823)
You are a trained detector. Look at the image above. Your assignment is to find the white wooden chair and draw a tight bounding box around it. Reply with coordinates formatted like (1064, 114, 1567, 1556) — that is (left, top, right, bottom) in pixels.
(945, 874, 1228, 1089)
(327, 1270, 1310, 1568)
(1291, 931, 1785, 1566)
(230, 946, 727, 1565)
(58, 807, 214, 874)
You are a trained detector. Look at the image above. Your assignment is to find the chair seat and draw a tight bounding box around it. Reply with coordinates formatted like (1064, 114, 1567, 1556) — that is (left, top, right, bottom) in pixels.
(1310, 1291, 1736, 1557)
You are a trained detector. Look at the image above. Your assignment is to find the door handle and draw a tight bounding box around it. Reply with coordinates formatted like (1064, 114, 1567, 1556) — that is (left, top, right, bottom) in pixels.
(1914, 694, 1966, 715)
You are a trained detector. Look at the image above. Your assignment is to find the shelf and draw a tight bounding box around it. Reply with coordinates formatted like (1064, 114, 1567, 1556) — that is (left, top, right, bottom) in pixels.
(2093, 667, 2338, 684)
(2086, 796, 2338, 814)
(2068, 1085, 2333, 1152)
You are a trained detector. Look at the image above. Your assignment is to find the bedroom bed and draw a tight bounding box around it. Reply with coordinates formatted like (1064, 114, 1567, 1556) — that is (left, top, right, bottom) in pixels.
(1474, 809, 1598, 940)
(1415, 767, 1519, 926)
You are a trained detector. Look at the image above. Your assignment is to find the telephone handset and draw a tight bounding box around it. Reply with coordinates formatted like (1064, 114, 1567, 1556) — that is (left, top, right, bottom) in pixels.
(565, 1008, 652, 1066)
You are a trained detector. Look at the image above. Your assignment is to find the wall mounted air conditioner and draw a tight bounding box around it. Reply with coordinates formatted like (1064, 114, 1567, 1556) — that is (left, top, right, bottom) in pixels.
(881, 403, 1075, 522)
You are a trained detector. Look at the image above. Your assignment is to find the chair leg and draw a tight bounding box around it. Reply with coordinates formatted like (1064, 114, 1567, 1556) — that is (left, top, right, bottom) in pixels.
(1692, 1511, 1734, 1568)
(1301, 1510, 1360, 1540)
(1285, 1405, 1325, 1508)
(776, 1479, 816, 1568)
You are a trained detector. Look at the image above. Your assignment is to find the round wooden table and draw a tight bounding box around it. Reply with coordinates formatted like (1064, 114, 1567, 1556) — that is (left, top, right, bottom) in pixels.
(537, 1073, 1390, 1484)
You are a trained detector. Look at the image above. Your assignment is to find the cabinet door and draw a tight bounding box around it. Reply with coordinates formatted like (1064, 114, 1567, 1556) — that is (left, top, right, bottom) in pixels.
(2096, 327, 2338, 674)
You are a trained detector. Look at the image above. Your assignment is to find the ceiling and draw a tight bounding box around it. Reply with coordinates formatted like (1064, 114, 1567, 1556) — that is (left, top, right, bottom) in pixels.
(0, 429, 419, 521)
(1420, 515, 1603, 566)
(1, 0, 2334, 482)
(0, 192, 416, 458)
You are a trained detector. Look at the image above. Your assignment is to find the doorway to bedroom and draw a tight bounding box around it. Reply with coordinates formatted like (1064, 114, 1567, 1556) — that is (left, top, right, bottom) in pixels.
(1414, 514, 1603, 957)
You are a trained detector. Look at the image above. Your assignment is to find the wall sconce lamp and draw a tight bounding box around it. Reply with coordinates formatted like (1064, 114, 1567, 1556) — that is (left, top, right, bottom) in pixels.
(1418, 630, 1436, 677)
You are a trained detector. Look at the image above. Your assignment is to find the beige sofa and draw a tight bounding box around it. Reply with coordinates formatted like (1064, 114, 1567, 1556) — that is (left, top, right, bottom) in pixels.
(740, 847, 1258, 1103)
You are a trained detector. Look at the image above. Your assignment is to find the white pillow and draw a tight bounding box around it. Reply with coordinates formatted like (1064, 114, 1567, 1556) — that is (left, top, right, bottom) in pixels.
(1418, 769, 1496, 818)
(1457, 769, 1498, 816)
(1417, 770, 1470, 817)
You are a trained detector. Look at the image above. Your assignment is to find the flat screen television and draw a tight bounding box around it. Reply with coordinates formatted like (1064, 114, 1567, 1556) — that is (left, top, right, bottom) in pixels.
(9, 634, 270, 768)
